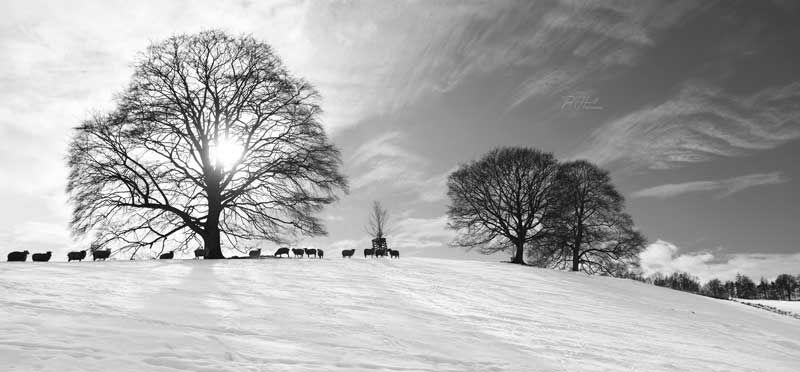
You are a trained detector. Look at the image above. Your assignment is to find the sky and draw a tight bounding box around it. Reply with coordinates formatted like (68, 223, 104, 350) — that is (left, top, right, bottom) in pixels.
(1, 0, 798, 281)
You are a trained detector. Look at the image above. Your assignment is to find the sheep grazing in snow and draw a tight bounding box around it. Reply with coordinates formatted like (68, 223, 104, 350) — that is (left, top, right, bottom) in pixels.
(159, 251, 174, 260)
(363, 248, 375, 258)
(194, 249, 205, 259)
(274, 247, 291, 258)
(67, 250, 87, 262)
(249, 249, 262, 258)
(304, 248, 317, 258)
(92, 249, 111, 261)
(292, 248, 304, 258)
(7, 250, 29, 262)
(375, 249, 388, 257)
(341, 249, 355, 258)
(390, 250, 400, 259)
(317, 249, 324, 259)
(32, 251, 52, 262)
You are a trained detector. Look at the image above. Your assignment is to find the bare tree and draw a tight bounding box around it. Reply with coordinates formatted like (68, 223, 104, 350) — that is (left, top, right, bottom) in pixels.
(67, 31, 347, 259)
(446, 147, 560, 264)
(366, 201, 390, 239)
(532, 161, 645, 275)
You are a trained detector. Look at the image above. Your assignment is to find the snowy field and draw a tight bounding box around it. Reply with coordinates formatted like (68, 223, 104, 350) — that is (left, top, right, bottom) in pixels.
(1, 257, 799, 372)
(737, 299, 800, 314)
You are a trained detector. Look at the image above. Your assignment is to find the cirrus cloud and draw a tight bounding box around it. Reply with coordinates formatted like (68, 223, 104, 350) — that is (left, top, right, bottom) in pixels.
(575, 82, 800, 170)
(631, 172, 788, 199)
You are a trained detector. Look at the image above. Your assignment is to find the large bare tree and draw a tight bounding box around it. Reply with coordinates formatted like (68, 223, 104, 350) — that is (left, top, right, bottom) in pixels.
(67, 31, 347, 259)
(531, 160, 645, 275)
(446, 147, 560, 264)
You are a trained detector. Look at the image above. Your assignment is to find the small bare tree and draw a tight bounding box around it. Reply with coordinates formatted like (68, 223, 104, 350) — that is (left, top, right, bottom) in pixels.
(366, 201, 390, 239)
(67, 31, 347, 259)
(446, 147, 561, 264)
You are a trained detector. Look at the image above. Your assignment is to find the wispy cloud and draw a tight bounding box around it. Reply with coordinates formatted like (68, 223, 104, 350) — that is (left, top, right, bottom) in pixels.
(631, 172, 788, 199)
(403, 0, 705, 112)
(640, 240, 800, 282)
(347, 132, 452, 202)
(574, 81, 800, 169)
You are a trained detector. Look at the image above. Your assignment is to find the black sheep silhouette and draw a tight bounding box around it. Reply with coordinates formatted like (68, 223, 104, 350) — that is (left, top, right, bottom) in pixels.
(92, 249, 111, 261)
(304, 248, 317, 258)
(249, 249, 261, 258)
(291, 248, 304, 258)
(317, 249, 324, 259)
(7, 250, 29, 262)
(67, 250, 87, 262)
(390, 250, 400, 259)
(341, 249, 355, 258)
(363, 248, 374, 258)
(32, 251, 52, 262)
(194, 248, 205, 259)
(159, 251, 174, 259)
(274, 247, 290, 258)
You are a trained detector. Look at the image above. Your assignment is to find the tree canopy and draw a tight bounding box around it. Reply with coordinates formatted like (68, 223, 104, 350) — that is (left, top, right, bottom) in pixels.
(446, 147, 645, 274)
(67, 30, 347, 259)
(532, 160, 645, 275)
(446, 147, 561, 264)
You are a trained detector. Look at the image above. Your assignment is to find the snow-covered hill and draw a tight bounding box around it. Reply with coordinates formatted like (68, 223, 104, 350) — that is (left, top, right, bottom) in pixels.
(1, 257, 798, 371)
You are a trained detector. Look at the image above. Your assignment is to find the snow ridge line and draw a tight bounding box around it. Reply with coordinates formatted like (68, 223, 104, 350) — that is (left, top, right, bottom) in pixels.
(733, 300, 800, 320)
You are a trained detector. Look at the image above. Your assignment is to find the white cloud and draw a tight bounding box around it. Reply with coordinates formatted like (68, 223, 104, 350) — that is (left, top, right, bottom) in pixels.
(640, 240, 800, 282)
(631, 172, 788, 199)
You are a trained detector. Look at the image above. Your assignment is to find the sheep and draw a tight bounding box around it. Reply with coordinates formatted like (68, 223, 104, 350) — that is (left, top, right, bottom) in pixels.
(341, 249, 355, 258)
(92, 249, 111, 261)
(317, 249, 324, 259)
(292, 248, 304, 258)
(249, 249, 262, 258)
(390, 250, 400, 259)
(274, 247, 291, 258)
(67, 250, 87, 262)
(7, 250, 29, 262)
(304, 248, 317, 258)
(375, 249, 388, 257)
(194, 248, 205, 259)
(159, 251, 174, 260)
(363, 248, 374, 258)
(32, 251, 52, 262)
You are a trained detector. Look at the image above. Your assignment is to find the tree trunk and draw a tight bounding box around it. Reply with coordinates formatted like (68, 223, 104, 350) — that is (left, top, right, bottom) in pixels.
(571, 247, 580, 271)
(203, 225, 224, 259)
(571, 226, 583, 272)
(203, 203, 225, 259)
(511, 240, 525, 264)
(204, 170, 225, 259)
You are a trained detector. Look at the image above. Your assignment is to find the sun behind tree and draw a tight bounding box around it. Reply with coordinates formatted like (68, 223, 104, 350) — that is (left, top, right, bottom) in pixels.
(67, 30, 348, 259)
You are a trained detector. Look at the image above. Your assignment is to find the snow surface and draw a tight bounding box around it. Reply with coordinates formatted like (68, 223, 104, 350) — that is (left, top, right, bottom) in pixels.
(1, 257, 799, 372)
(737, 299, 800, 314)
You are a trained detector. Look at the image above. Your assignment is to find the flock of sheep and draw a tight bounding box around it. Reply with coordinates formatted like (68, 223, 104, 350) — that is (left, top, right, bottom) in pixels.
(5, 249, 111, 262)
(5, 247, 400, 262)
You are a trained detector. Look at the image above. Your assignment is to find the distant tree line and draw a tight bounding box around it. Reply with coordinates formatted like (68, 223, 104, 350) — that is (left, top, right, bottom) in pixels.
(641, 271, 800, 301)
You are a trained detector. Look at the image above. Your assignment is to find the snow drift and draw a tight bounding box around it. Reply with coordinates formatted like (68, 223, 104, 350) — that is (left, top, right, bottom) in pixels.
(1, 257, 798, 371)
